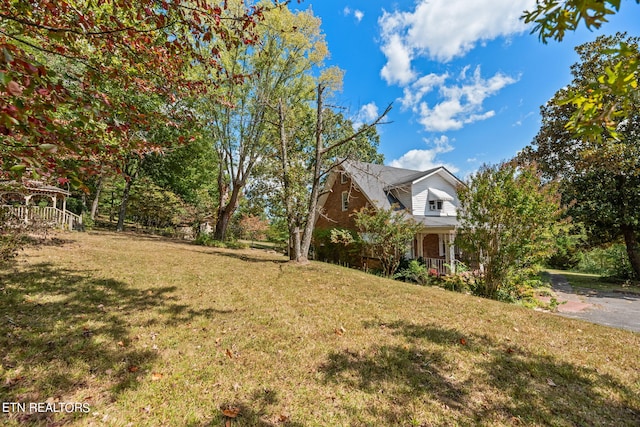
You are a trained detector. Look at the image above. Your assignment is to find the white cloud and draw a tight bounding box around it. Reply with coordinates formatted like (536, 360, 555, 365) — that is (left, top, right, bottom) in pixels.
(353, 102, 379, 129)
(383, 0, 534, 62)
(413, 66, 517, 132)
(389, 135, 458, 172)
(389, 149, 459, 172)
(359, 102, 379, 121)
(344, 7, 364, 22)
(380, 34, 416, 85)
(400, 73, 449, 111)
(378, 0, 534, 83)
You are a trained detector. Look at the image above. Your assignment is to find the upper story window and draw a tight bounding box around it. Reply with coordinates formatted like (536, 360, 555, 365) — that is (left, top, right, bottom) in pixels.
(429, 200, 443, 211)
(341, 191, 349, 211)
(340, 172, 348, 184)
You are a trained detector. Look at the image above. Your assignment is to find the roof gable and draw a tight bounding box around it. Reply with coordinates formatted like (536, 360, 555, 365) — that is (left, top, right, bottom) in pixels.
(338, 160, 461, 212)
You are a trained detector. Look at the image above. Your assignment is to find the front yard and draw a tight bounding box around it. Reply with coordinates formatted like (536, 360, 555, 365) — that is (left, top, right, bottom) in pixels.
(1, 231, 638, 426)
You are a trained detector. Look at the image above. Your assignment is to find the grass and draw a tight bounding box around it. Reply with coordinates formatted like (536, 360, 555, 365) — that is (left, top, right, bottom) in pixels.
(545, 268, 640, 294)
(0, 231, 638, 426)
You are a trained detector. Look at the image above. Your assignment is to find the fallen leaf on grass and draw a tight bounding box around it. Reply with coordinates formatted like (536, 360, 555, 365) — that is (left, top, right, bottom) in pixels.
(222, 407, 240, 418)
(334, 326, 346, 336)
(546, 378, 557, 387)
(278, 414, 289, 422)
(117, 341, 125, 347)
(225, 348, 233, 359)
(128, 366, 139, 373)
(459, 338, 467, 346)
(151, 372, 163, 381)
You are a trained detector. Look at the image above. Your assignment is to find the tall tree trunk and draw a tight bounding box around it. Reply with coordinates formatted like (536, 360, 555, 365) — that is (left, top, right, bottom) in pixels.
(298, 85, 326, 263)
(116, 178, 133, 232)
(90, 176, 103, 220)
(277, 100, 301, 261)
(621, 224, 640, 279)
(214, 184, 242, 241)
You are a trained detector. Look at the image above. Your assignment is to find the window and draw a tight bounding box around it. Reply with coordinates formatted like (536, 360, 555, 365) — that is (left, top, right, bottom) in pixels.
(341, 191, 349, 211)
(429, 200, 443, 211)
(340, 172, 348, 184)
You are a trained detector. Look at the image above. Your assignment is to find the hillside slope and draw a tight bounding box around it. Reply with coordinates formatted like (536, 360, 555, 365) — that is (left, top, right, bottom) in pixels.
(1, 231, 638, 426)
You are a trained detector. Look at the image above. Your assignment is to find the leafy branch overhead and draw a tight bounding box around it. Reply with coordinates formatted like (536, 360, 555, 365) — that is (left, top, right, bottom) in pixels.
(522, 0, 640, 43)
(522, 1, 640, 140)
(0, 0, 285, 180)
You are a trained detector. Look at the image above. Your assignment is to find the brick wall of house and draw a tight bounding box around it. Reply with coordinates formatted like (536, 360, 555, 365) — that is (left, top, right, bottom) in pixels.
(315, 174, 369, 231)
(314, 173, 371, 267)
(423, 234, 442, 259)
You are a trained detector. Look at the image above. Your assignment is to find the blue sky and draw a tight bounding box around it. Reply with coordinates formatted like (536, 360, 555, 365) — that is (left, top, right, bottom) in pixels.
(290, 1, 640, 177)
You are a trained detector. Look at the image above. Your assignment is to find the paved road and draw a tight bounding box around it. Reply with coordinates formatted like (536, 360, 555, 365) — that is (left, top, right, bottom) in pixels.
(548, 274, 640, 333)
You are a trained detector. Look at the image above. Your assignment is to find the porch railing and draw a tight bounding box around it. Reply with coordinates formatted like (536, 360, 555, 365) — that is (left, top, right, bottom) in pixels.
(423, 257, 458, 275)
(2, 205, 82, 230)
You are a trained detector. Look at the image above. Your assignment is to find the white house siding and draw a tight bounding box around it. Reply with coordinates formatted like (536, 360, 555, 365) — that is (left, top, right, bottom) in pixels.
(411, 173, 459, 216)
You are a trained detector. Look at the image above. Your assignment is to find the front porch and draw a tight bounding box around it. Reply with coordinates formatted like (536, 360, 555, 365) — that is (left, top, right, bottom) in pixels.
(412, 231, 459, 275)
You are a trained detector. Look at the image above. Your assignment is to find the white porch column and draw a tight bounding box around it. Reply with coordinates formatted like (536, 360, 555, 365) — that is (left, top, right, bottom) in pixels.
(62, 196, 67, 213)
(416, 233, 424, 259)
(448, 231, 456, 274)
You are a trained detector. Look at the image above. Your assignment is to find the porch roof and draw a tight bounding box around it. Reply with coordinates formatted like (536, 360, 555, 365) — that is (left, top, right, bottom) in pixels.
(414, 215, 458, 228)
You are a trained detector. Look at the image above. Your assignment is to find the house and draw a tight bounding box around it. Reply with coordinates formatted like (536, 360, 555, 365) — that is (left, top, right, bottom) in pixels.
(314, 160, 463, 274)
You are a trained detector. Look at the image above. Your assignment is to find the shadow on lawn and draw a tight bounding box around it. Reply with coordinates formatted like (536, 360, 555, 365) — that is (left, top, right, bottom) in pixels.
(186, 388, 304, 427)
(320, 320, 640, 426)
(0, 262, 225, 425)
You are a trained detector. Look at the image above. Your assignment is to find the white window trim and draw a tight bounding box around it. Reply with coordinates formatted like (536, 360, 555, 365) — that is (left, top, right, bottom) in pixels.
(340, 172, 347, 184)
(341, 191, 349, 211)
(429, 200, 444, 211)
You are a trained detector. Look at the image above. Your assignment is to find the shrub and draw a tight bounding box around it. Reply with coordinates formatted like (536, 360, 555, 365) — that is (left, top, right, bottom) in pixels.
(573, 244, 633, 278)
(194, 233, 248, 249)
(394, 259, 433, 286)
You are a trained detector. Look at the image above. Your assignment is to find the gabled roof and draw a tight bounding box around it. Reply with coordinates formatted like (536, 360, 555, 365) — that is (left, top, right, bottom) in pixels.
(339, 160, 459, 211)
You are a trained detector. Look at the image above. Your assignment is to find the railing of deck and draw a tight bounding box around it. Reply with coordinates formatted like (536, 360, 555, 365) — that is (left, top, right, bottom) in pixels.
(2, 205, 82, 230)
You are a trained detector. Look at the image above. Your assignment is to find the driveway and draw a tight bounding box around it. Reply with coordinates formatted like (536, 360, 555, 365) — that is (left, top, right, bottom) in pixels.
(546, 273, 640, 333)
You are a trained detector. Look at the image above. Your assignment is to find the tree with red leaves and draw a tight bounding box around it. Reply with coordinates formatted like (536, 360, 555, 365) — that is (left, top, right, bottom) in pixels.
(0, 0, 282, 184)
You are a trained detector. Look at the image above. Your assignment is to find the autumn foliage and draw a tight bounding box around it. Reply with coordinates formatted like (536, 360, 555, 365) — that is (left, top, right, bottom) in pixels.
(0, 0, 274, 182)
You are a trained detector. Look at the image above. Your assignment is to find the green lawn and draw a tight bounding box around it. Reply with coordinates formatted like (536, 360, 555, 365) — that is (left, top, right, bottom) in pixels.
(545, 268, 640, 294)
(1, 231, 639, 426)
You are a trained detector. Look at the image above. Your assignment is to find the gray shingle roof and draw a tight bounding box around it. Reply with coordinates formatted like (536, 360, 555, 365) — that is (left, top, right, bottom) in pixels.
(340, 160, 440, 211)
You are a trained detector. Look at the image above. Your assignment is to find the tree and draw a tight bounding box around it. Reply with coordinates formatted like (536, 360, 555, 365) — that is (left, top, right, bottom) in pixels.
(280, 83, 391, 263)
(197, 4, 328, 241)
(522, 0, 640, 140)
(272, 80, 386, 262)
(522, 0, 640, 43)
(349, 206, 421, 278)
(0, 0, 274, 181)
(456, 162, 563, 300)
(523, 34, 640, 279)
(238, 214, 269, 243)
